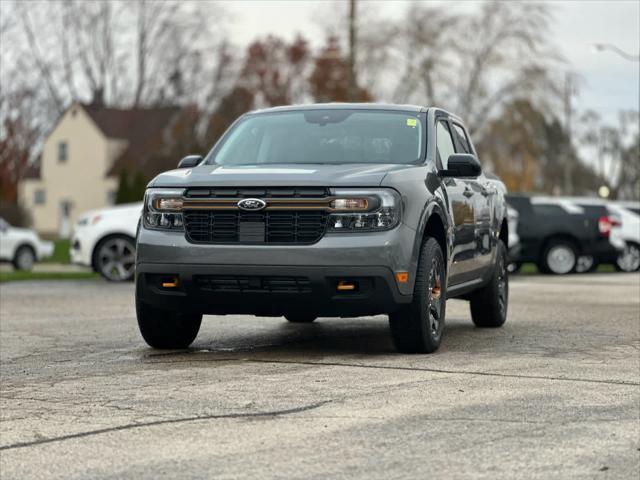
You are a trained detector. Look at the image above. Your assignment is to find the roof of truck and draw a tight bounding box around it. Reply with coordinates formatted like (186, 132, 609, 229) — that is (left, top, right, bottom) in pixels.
(249, 103, 428, 114)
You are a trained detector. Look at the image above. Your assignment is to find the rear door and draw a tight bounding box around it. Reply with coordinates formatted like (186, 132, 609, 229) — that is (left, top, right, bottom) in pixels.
(436, 118, 476, 285)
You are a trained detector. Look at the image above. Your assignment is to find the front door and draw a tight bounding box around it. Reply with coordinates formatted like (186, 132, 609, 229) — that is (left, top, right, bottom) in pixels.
(436, 120, 476, 285)
(58, 200, 73, 239)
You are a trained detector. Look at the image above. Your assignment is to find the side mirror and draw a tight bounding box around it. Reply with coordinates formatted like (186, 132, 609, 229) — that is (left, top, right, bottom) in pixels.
(439, 154, 481, 178)
(177, 155, 203, 169)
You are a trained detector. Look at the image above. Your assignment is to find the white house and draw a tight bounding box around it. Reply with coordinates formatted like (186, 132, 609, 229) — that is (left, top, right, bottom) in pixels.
(19, 102, 180, 237)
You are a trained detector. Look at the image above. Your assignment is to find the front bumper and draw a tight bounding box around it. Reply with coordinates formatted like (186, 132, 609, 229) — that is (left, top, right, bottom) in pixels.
(135, 223, 417, 316)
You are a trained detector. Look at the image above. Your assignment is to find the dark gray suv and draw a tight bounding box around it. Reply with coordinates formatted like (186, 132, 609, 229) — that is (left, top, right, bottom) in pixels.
(135, 104, 510, 353)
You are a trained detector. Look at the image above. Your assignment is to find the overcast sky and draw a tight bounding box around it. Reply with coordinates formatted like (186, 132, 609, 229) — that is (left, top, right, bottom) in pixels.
(224, 0, 640, 126)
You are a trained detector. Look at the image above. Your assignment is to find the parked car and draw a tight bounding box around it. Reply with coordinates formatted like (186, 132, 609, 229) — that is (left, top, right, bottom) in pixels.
(135, 104, 511, 354)
(0, 218, 54, 270)
(609, 201, 640, 272)
(506, 194, 625, 274)
(554, 197, 633, 273)
(70, 203, 142, 281)
(506, 206, 521, 272)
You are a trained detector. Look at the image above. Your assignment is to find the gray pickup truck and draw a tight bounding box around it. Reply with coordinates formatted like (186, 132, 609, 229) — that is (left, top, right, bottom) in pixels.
(135, 104, 509, 353)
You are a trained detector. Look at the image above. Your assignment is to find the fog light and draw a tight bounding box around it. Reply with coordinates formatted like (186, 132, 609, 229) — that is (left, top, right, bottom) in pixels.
(337, 280, 356, 291)
(161, 277, 179, 288)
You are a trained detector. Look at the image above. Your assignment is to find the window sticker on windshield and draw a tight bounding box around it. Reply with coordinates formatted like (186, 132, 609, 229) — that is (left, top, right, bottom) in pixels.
(406, 118, 417, 128)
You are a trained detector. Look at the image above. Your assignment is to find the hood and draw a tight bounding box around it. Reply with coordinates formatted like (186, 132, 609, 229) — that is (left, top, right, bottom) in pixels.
(78, 202, 143, 222)
(149, 163, 414, 188)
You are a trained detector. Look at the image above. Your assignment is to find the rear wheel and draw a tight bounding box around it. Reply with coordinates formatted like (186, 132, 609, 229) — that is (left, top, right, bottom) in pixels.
(389, 237, 446, 354)
(284, 314, 317, 323)
(94, 235, 136, 282)
(13, 245, 35, 271)
(470, 240, 508, 328)
(540, 240, 577, 275)
(136, 299, 202, 349)
(615, 242, 640, 272)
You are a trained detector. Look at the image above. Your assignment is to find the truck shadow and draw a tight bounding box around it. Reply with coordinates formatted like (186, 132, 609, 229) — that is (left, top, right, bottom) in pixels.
(141, 316, 499, 361)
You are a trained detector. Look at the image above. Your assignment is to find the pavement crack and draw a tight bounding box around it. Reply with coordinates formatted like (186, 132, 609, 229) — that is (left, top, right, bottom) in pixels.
(0, 400, 331, 452)
(245, 359, 640, 387)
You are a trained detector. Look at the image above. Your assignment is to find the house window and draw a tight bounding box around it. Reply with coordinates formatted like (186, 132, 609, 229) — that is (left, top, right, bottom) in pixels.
(34, 189, 46, 205)
(58, 141, 68, 163)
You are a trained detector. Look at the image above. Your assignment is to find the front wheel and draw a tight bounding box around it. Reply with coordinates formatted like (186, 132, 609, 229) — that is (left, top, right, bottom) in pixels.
(13, 245, 36, 271)
(615, 242, 640, 272)
(94, 235, 136, 282)
(136, 299, 202, 349)
(470, 240, 508, 328)
(540, 240, 577, 275)
(389, 237, 446, 354)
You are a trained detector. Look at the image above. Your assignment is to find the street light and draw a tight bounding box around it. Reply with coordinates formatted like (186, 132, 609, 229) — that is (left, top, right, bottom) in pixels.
(591, 43, 640, 62)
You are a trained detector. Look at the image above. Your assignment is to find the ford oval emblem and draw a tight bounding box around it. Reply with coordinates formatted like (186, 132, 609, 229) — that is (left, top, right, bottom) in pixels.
(237, 198, 267, 211)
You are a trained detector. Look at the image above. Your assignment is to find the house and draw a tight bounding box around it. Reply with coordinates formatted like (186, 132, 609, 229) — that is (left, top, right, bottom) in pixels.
(19, 102, 181, 237)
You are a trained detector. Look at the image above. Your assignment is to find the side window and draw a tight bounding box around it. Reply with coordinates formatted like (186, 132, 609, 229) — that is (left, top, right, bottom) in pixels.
(34, 189, 46, 205)
(436, 121, 456, 169)
(58, 141, 68, 163)
(452, 124, 471, 154)
(532, 204, 566, 216)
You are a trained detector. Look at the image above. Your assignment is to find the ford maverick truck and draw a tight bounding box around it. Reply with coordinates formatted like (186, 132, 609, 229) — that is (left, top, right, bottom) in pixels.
(135, 104, 510, 353)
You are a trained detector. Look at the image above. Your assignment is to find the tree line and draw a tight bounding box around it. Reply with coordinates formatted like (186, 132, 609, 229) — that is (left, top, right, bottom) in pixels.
(1, 0, 638, 215)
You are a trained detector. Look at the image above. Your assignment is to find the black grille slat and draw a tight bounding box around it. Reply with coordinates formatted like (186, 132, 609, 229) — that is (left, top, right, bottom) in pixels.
(184, 210, 328, 244)
(183, 187, 330, 244)
(195, 275, 312, 294)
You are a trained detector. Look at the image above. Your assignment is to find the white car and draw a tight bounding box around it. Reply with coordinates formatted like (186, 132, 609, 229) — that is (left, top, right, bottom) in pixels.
(70, 203, 142, 281)
(609, 201, 640, 272)
(0, 218, 54, 270)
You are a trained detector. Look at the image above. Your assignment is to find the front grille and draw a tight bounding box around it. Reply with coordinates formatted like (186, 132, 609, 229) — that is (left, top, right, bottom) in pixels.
(184, 210, 329, 244)
(194, 275, 312, 294)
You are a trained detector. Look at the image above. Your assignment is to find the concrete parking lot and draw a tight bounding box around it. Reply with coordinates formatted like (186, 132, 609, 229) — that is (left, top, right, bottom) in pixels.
(1, 273, 639, 479)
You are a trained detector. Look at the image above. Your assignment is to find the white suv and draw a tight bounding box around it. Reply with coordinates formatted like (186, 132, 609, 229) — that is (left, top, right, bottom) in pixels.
(609, 201, 640, 272)
(70, 203, 142, 281)
(0, 218, 54, 270)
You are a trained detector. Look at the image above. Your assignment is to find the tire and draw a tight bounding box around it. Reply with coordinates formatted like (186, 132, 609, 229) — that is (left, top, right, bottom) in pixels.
(470, 240, 508, 328)
(539, 240, 577, 275)
(284, 314, 317, 323)
(576, 255, 598, 273)
(615, 242, 640, 272)
(93, 235, 136, 282)
(12, 245, 36, 271)
(507, 261, 522, 274)
(389, 237, 446, 354)
(136, 298, 202, 349)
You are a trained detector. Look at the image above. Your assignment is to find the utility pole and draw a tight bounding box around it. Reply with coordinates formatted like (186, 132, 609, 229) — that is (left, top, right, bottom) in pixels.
(347, 0, 356, 102)
(563, 72, 573, 195)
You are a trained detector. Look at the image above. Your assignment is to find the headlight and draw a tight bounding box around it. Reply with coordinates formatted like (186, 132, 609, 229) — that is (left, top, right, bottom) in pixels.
(327, 189, 401, 232)
(143, 188, 185, 231)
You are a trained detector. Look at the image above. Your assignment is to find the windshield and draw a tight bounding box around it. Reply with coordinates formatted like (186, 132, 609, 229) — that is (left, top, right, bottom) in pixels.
(206, 110, 425, 166)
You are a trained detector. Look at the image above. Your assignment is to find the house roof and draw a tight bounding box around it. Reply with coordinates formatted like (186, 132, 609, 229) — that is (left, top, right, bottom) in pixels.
(77, 103, 182, 179)
(83, 103, 181, 143)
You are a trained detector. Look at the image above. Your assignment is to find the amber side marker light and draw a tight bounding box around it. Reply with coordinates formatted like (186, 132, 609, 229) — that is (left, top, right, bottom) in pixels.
(162, 277, 179, 288)
(395, 272, 409, 283)
(337, 280, 356, 291)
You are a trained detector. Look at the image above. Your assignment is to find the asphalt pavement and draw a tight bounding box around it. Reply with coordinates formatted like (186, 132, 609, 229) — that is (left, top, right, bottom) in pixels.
(1, 273, 639, 479)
